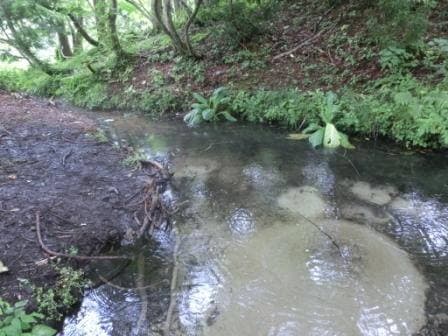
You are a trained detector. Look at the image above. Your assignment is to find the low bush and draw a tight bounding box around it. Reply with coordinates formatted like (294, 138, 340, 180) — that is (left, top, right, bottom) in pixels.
(0, 298, 56, 336)
(228, 76, 448, 148)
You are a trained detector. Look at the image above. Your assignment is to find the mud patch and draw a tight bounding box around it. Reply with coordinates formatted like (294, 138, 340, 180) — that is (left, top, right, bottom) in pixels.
(0, 91, 149, 304)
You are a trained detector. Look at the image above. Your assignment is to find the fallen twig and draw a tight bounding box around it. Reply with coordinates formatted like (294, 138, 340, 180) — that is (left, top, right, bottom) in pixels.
(61, 149, 73, 166)
(273, 26, 333, 61)
(36, 211, 130, 261)
(295, 212, 343, 256)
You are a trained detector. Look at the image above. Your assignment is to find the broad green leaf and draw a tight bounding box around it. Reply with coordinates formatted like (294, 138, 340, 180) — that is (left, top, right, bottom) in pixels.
(192, 93, 208, 105)
(221, 111, 237, 122)
(339, 132, 355, 149)
(322, 91, 339, 123)
(31, 325, 57, 336)
(191, 113, 203, 126)
(20, 314, 37, 324)
(212, 87, 226, 98)
(302, 123, 321, 134)
(202, 109, 214, 121)
(2, 324, 21, 336)
(323, 123, 340, 148)
(191, 103, 204, 110)
(13, 301, 27, 309)
(308, 128, 325, 148)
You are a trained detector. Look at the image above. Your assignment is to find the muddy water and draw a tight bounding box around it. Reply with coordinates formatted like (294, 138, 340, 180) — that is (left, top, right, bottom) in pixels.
(62, 115, 448, 336)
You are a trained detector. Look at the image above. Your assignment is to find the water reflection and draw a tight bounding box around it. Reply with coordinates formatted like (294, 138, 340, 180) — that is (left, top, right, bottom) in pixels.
(389, 192, 448, 262)
(61, 117, 448, 335)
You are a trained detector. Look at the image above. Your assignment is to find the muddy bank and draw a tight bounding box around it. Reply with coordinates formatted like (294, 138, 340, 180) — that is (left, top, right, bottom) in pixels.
(0, 90, 162, 305)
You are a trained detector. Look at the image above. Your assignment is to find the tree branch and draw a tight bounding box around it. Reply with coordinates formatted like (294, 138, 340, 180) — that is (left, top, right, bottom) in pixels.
(68, 13, 99, 47)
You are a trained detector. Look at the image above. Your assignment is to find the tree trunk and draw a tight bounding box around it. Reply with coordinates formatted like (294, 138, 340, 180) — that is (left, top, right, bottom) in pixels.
(162, 0, 187, 51)
(108, 0, 125, 57)
(184, 0, 203, 57)
(57, 22, 73, 58)
(93, 0, 109, 45)
(71, 21, 83, 53)
(150, 0, 202, 57)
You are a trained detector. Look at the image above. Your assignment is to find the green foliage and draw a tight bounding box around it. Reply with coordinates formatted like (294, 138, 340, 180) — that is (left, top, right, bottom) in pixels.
(172, 58, 205, 83)
(362, 0, 435, 47)
(0, 69, 57, 96)
(0, 298, 56, 336)
(123, 150, 147, 168)
(338, 75, 448, 148)
(89, 128, 108, 143)
(302, 92, 354, 149)
(184, 87, 237, 126)
(56, 73, 108, 109)
(32, 266, 87, 321)
(229, 77, 448, 148)
(223, 49, 267, 70)
(379, 47, 416, 73)
(199, 0, 276, 49)
(229, 89, 319, 127)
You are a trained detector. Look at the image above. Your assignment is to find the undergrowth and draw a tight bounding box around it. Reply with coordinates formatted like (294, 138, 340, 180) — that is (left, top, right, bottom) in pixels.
(228, 76, 448, 148)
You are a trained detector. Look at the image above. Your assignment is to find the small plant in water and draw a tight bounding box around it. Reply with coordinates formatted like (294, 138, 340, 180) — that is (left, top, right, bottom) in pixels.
(0, 298, 56, 336)
(303, 91, 354, 149)
(184, 87, 237, 126)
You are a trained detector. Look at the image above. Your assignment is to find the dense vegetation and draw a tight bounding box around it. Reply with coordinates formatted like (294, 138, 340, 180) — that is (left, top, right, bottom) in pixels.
(0, 0, 447, 148)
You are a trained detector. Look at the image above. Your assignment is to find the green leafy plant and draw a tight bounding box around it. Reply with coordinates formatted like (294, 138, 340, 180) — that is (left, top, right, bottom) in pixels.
(184, 87, 237, 126)
(379, 47, 416, 72)
(0, 298, 56, 336)
(33, 266, 87, 321)
(303, 92, 354, 149)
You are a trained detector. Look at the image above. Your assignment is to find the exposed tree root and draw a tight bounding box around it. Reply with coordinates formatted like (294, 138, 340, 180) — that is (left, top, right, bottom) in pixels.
(36, 211, 131, 261)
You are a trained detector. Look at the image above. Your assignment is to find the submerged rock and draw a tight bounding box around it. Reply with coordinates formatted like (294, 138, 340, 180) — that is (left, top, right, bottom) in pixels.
(343, 180, 398, 206)
(340, 202, 390, 226)
(174, 157, 219, 179)
(277, 186, 330, 218)
(205, 219, 427, 336)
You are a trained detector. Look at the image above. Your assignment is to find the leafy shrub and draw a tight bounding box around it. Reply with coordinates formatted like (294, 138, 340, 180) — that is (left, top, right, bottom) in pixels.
(33, 267, 87, 321)
(172, 58, 205, 83)
(56, 73, 108, 109)
(303, 91, 354, 149)
(338, 76, 448, 148)
(229, 89, 320, 127)
(184, 87, 236, 126)
(0, 69, 58, 96)
(229, 77, 448, 149)
(0, 298, 56, 336)
(198, 0, 276, 49)
(379, 47, 416, 72)
(362, 0, 434, 47)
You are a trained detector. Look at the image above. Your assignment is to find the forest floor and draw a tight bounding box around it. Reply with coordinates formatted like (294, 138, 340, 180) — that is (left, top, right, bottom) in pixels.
(0, 90, 162, 307)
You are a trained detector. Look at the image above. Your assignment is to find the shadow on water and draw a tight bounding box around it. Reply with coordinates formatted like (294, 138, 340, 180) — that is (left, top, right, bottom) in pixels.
(61, 114, 448, 336)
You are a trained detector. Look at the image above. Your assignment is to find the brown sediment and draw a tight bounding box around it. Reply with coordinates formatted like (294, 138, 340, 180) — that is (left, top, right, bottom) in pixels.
(0, 90, 169, 305)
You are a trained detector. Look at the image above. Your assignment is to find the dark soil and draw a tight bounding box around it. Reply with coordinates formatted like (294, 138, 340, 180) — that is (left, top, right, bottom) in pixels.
(0, 90, 150, 303)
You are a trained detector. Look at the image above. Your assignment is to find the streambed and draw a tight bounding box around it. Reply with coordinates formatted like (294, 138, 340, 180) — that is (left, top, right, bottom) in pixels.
(62, 115, 448, 336)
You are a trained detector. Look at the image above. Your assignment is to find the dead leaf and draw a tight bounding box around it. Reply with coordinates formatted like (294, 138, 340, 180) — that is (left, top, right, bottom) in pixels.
(0, 260, 9, 274)
(287, 133, 309, 140)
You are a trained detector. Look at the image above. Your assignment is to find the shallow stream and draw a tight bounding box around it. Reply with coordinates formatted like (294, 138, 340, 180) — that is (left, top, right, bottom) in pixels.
(62, 114, 448, 336)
